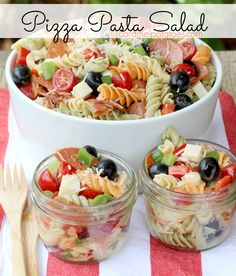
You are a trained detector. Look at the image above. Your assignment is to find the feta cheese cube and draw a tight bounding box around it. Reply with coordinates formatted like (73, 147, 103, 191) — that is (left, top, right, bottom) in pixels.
(182, 144, 203, 162)
(192, 82, 208, 99)
(72, 81, 93, 99)
(58, 174, 81, 199)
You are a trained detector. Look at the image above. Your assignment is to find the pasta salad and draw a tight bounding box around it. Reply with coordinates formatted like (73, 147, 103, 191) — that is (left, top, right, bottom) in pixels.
(33, 146, 137, 263)
(12, 38, 216, 120)
(141, 126, 236, 251)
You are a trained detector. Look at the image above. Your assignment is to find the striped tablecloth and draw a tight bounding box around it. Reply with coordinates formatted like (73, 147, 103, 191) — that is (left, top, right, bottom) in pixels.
(0, 88, 236, 276)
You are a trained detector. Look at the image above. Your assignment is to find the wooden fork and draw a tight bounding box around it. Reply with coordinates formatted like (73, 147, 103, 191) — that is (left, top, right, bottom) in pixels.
(0, 165, 27, 276)
(22, 205, 39, 276)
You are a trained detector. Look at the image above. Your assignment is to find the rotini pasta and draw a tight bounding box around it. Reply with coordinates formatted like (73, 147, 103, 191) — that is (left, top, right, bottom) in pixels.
(97, 83, 144, 107)
(78, 168, 125, 198)
(162, 126, 186, 148)
(109, 62, 150, 81)
(153, 174, 178, 190)
(145, 75, 164, 118)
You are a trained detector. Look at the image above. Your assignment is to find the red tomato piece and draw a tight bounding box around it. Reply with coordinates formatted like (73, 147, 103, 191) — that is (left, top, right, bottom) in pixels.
(79, 188, 102, 199)
(112, 71, 132, 90)
(220, 164, 236, 181)
(52, 68, 77, 92)
(169, 165, 190, 178)
(83, 48, 98, 61)
(172, 64, 196, 79)
(15, 47, 30, 66)
(60, 162, 77, 176)
(160, 103, 175, 115)
(38, 169, 59, 192)
(173, 144, 187, 157)
(181, 41, 197, 61)
(19, 83, 34, 100)
(215, 175, 232, 191)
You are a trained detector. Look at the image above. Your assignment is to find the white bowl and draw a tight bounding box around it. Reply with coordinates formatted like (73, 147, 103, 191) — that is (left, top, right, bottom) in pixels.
(5, 39, 222, 173)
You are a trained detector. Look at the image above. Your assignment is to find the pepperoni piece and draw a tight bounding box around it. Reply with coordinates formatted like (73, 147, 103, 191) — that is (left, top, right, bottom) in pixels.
(55, 148, 86, 170)
(191, 61, 209, 84)
(149, 39, 183, 65)
(46, 39, 69, 58)
(87, 99, 114, 116)
(128, 102, 145, 118)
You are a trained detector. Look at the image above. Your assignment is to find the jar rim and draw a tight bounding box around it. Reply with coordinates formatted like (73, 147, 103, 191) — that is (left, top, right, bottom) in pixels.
(31, 149, 138, 217)
(140, 139, 236, 201)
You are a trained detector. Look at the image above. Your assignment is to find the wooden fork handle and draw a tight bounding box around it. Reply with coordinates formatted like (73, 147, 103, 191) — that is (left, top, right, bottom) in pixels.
(10, 217, 26, 276)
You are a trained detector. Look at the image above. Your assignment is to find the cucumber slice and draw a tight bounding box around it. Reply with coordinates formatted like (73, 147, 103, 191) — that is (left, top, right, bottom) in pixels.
(133, 45, 147, 56)
(206, 150, 219, 161)
(91, 193, 114, 206)
(161, 154, 176, 166)
(152, 149, 163, 164)
(48, 159, 60, 177)
(95, 38, 108, 44)
(41, 62, 56, 80)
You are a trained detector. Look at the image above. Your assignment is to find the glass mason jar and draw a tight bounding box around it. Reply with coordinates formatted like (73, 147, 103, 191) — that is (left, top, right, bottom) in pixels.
(31, 150, 138, 263)
(140, 140, 236, 252)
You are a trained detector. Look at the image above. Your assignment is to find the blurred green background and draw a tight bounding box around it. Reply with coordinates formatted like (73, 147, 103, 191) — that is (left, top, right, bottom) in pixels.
(0, 0, 236, 51)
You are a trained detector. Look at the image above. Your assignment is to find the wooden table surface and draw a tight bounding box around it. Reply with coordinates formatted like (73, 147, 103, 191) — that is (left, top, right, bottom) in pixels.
(1, 50, 236, 102)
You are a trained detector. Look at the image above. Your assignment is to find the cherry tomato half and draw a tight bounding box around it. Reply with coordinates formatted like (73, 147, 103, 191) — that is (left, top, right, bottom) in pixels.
(220, 164, 236, 181)
(83, 48, 98, 61)
(79, 188, 102, 199)
(52, 68, 77, 92)
(15, 47, 30, 66)
(112, 71, 132, 90)
(181, 41, 197, 61)
(172, 63, 196, 79)
(215, 175, 232, 191)
(160, 103, 175, 115)
(60, 162, 77, 176)
(38, 169, 59, 192)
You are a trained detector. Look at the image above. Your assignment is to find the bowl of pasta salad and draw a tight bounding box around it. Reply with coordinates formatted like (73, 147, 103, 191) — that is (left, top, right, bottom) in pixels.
(6, 38, 222, 172)
(31, 146, 137, 263)
(140, 126, 236, 251)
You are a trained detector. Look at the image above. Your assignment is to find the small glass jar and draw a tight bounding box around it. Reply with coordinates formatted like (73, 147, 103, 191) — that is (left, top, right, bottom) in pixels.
(140, 140, 236, 252)
(31, 150, 137, 263)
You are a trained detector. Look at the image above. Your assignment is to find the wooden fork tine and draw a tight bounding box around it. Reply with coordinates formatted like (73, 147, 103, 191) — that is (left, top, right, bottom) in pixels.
(20, 165, 27, 191)
(6, 164, 12, 192)
(0, 165, 4, 192)
(13, 165, 20, 189)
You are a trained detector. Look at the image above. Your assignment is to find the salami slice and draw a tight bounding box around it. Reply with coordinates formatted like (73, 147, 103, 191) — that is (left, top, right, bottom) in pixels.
(55, 148, 86, 170)
(128, 102, 145, 118)
(191, 62, 209, 84)
(149, 39, 184, 66)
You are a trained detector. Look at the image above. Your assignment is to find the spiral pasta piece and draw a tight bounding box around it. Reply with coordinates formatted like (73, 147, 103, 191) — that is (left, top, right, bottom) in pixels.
(78, 168, 125, 198)
(159, 233, 195, 249)
(99, 110, 140, 120)
(162, 126, 187, 148)
(145, 75, 165, 118)
(97, 83, 144, 107)
(158, 139, 175, 154)
(146, 58, 170, 83)
(218, 152, 231, 167)
(191, 45, 211, 65)
(202, 64, 216, 91)
(153, 174, 178, 190)
(109, 62, 150, 81)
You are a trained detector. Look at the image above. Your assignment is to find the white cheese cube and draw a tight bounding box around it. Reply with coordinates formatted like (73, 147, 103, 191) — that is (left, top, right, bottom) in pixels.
(192, 82, 208, 99)
(182, 144, 203, 163)
(72, 81, 93, 99)
(59, 174, 81, 199)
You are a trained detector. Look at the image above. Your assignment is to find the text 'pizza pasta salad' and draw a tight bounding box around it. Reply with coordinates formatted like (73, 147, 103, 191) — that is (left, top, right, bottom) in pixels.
(31, 146, 137, 263)
(140, 126, 236, 251)
(12, 38, 216, 120)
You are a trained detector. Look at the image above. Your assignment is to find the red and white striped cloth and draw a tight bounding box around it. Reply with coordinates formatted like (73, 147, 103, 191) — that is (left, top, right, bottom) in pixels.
(0, 88, 236, 276)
